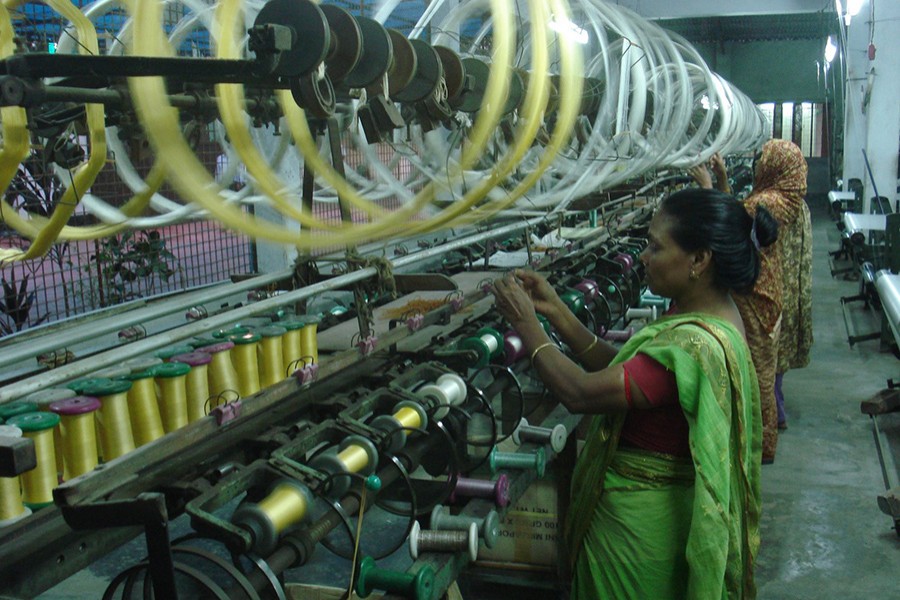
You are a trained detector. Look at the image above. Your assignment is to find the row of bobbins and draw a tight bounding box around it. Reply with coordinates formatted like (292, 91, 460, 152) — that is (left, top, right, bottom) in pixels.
(0, 320, 318, 531)
(224, 373, 467, 557)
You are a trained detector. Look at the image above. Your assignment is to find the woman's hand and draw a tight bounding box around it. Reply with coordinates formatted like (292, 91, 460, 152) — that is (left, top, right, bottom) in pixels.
(492, 272, 540, 327)
(513, 269, 565, 318)
(688, 164, 713, 189)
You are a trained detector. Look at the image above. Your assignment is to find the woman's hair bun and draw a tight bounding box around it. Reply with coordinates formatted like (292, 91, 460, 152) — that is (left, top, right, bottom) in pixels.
(752, 205, 779, 249)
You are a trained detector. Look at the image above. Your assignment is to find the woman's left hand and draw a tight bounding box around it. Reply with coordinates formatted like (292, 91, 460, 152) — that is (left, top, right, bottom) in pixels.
(492, 272, 537, 327)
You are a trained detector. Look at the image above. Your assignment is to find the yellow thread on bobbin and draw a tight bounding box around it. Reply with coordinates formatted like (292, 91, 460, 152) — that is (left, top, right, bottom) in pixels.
(0, 425, 28, 522)
(258, 326, 286, 387)
(337, 445, 370, 474)
(80, 379, 135, 462)
(171, 352, 212, 422)
(228, 333, 261, 398)
(279, 320, 305, 375)
(299, 320, 319, 366)
(5, 411, 60, 507)
(151, 362, 191, 433)
(49, 396, 101, 480)
(25, 388, 75, 478)
(198, 341, 240, 408)
(125, 372, 164, 446)
(394, 406, 422, 430)
(256, 482, 309, 534)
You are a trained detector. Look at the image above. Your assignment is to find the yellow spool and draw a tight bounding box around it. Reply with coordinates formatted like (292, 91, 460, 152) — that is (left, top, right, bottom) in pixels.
(25, 388, 75, 478)
(80, 379, 136, 462)
(299, 322, 318, 366)
(171, 352, 213, 423)
(186, 365, 210, 421)
(257, 482, 309, 534)
(258, 326, 286, 387)
(5, 412, 61, 507)
(49, 396, 102, 481)
(0, 425, 27, 522)
(152, 362, 191, 434)
(337, 444, 369, 474)
(280, 321, 304, 374)
(126, 374, 164, 446)
(394, 406, 422, 430)
(199, 342, 241, 407)
(228, 334, 261, 398)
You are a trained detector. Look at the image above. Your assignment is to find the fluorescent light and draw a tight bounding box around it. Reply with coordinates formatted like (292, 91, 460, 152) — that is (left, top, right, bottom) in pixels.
(825, 35, 837, 63)
(847, 0, 863, 17)
(549, 16, 589, 45)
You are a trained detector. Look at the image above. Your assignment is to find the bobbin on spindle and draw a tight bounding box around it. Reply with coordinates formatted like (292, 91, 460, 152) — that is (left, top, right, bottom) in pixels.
(231, 479, 313, 556)
(601, 326, 635, 342)
(151, 361, 192, 433)
(639, 293, 668, 309)
(450, 474, 509, 508)
(355, 556, 435, 600)
(0, 425, 31, 527)
(370, 401, 428, 453)
(512, 417, 568, 454)
(415, 373, 467, 420)
(409, 520, 478, 562)
(489, 446, 546, 479)
(309, 435, 379, 498)
(258, 325, 287, 387)
(78, 379, 135, 462)
(123, 370, 164, 447)
(574, 278, 600, 305)
(430, 505, 500, 549)
(227, 331, 262, 397)
(170, 351, 213, 423)
(625, 306, 658, 322)
(49, 396, 101, 480)
(458, 327, 503, 368)
(6, 411, 60, 508)
(503, 330, 526, 365)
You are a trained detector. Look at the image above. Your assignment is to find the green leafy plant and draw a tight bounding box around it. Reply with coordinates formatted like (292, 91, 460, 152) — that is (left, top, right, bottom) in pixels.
(0, 272, 48, 335)
(88, 230, 180, 307)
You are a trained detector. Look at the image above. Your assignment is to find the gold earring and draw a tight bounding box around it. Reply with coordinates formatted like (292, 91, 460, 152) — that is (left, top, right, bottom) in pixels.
(689, 269, 699, 280)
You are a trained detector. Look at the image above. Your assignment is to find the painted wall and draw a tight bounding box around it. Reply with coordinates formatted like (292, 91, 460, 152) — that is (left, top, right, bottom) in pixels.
(690, 39, 828, 103)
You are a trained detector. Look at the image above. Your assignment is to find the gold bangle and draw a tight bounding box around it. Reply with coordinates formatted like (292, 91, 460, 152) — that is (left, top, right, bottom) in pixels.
(530, 342, 558, 364)
(574, 335, 599, 358)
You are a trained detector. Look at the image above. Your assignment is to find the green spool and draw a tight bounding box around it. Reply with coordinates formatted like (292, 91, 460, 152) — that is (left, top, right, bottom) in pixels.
(0, 401, 39, 421)
(560, 289, 585, 315)
(356, 556, 435, 600)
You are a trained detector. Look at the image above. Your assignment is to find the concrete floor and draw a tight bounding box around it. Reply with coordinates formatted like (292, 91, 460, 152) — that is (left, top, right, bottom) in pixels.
(753, 197, 900, 597)
(35, 197, 900, 599)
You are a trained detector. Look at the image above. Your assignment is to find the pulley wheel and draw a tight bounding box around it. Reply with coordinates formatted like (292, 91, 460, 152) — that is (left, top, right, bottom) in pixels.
(455, 57, 489, 113)
(394, 39, 442, 103)
(253, 0, 330, 78)
(320, 4, 361, 83)
(503, 68, 525, 115)
(344, 17, 392, 89)
(435, 46, 465, 100)
(386, 30, 416, 96)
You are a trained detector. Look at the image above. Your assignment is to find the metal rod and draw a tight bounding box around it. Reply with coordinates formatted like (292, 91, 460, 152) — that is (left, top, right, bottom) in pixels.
(0, 217, 547, 403)
(0, 270, 294, 370)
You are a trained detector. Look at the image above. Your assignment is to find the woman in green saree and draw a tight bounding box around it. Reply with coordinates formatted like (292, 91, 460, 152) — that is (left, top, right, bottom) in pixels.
(492, 188, 775, 598)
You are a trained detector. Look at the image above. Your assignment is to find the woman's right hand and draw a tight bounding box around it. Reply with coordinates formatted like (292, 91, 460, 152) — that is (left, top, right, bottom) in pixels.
(513, 270, 564, 318)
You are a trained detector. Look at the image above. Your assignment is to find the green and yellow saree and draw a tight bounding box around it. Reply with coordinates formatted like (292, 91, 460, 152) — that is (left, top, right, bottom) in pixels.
(566, 314, 762, 599)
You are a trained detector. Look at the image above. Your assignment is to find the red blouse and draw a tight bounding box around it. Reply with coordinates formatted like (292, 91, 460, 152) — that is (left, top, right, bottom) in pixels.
(619, 353, 690, 457)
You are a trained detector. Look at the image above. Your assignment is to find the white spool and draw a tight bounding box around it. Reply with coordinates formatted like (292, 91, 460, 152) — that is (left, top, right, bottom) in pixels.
(626, 306, 658, 321)
(417, 373, 467, 420)
(481, 333, 499, 355)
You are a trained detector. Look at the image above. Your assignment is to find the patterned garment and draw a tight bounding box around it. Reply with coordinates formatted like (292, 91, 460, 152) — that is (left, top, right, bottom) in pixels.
(777, 201, 813, 371)
(566, 314, 761, 600)
(734, 139, 808, 462)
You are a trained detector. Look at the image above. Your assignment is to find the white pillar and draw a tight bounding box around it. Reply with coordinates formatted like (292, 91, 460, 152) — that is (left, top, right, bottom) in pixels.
(252, 127, 301, 273)
(840, 0, 869, 192)
(861, 0, 900, 213)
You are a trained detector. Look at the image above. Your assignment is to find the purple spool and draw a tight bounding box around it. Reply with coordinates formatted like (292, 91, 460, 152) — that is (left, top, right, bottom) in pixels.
(170, 351, 213, 367)
(613, 253, 634, 272)
(451, 474, 509, 507)
(574, 279, 600, 305)
(603, 327, 635, 342)
(503, 331, 526, 366)
(195, 341, 235, 355)
(49, 395, 102, 416)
